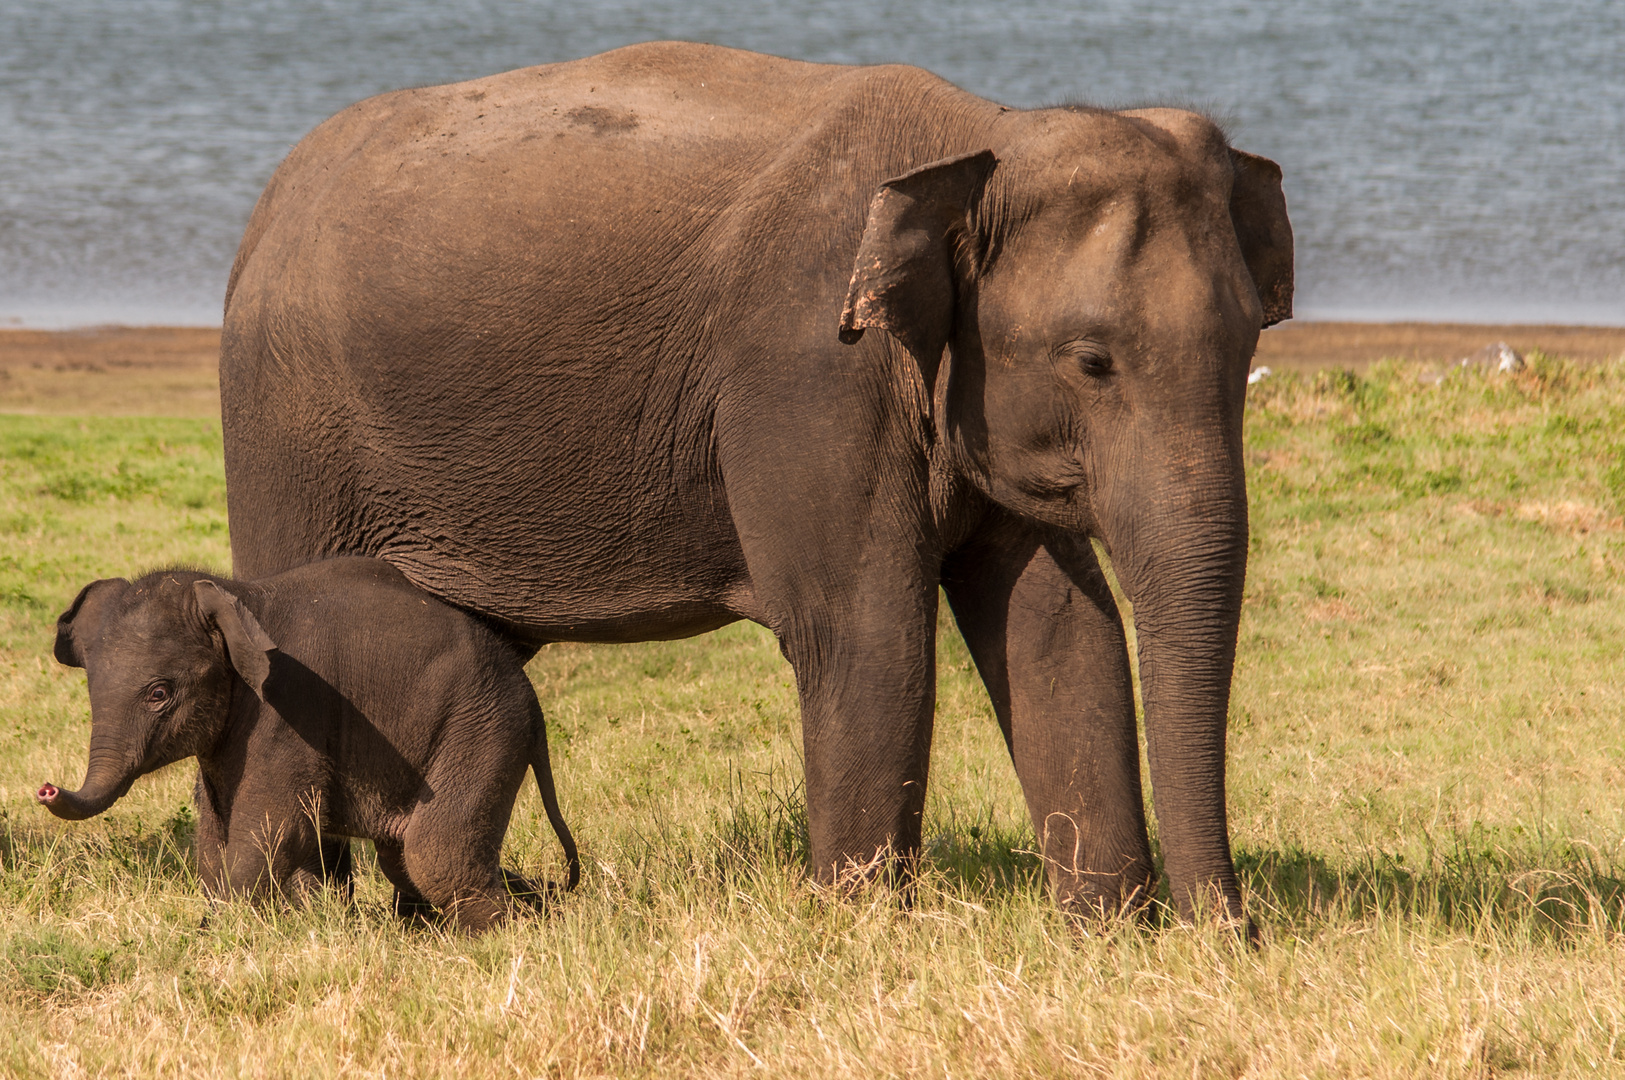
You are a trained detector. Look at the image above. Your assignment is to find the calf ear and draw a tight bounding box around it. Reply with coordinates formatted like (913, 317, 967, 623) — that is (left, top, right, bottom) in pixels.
(839, 150, 997, 387)
(54, 579, 129, 668)
(1229, 149, 1294, 328)
(193, 581, 278, 702)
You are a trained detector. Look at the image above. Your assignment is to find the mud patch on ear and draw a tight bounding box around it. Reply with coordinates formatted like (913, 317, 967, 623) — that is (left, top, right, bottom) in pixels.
(193, 581, 279, 701)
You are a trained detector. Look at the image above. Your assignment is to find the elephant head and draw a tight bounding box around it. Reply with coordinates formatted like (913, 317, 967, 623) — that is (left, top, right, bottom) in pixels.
(842, 107, 1292, 920)
(40, 574, 276, 820)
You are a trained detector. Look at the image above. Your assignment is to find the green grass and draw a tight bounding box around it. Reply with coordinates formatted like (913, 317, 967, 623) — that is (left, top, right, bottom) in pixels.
(2, 357, 1624, 1076)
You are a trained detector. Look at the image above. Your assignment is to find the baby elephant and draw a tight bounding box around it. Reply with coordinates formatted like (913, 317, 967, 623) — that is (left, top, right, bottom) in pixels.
(39, 557, 579, 931)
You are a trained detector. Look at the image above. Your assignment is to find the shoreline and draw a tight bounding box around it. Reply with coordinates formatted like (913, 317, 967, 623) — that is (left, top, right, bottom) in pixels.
(1251, 321, 1625, 372)
(2, 322, 1623, 418)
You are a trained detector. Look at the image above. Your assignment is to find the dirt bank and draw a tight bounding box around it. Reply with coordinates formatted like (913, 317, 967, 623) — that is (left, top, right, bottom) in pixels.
(3, 322, 1622, 417)
(1254, 321, 1625, 372)
(0, 326, 221, 417)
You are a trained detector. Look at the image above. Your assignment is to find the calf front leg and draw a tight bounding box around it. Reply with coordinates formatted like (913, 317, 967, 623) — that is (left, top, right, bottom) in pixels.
(216, 781, 330, 903)
(193, 769, 228, 896)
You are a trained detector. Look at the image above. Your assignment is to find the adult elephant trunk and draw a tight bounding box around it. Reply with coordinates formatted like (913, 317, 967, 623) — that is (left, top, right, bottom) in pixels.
(1102, 433, 1249, 923)
(37, 729, 141, 821)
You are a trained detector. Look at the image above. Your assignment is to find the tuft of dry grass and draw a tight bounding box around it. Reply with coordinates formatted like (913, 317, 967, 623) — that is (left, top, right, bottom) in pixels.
(2, 353, 1625, 1075)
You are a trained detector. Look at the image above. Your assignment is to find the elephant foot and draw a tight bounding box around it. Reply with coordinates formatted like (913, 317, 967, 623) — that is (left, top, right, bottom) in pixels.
(391, 887, 441, 927)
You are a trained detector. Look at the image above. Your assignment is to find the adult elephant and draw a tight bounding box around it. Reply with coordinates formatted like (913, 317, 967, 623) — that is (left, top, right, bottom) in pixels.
(219, 42, 1291, 923)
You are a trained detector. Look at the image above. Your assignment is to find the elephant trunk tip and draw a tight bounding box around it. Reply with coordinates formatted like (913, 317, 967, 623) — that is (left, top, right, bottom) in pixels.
(36, 780, 105, 821)
(36, 782, 64, 813)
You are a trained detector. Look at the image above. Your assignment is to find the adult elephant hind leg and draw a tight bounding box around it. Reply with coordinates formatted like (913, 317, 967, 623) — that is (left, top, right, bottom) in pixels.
(942, 522, 1155, 920)
(499, 868, 561, 914)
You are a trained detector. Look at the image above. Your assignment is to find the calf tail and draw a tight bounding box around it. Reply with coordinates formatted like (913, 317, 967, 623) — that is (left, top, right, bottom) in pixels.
(530, 707, 581, 892)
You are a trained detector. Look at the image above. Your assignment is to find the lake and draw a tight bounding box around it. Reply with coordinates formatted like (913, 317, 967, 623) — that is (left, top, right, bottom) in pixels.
(1, 0, 1620, 326)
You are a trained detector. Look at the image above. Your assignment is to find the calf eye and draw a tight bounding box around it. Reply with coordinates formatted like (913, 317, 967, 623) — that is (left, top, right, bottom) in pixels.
(144, 682, 173, 709)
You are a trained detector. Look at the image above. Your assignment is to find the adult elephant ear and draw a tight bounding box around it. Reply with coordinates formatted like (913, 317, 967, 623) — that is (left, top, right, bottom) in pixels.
(193, 581, 279, 702)
(839, 150, 998, 387)
(1229, 149, 1294, 327)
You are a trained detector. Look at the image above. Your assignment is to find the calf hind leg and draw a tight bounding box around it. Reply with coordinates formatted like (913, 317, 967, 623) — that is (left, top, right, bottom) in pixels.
(403, 850, 509, 931)
(398, 804, 514, 932)
(375, 839, 439, 925)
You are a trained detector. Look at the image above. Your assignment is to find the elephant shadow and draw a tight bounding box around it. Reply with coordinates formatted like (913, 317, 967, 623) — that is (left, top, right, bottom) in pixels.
(709, 774, 1049, 898)
(261, 652, 428, 810)
(1235, 843, 1625, 940)
(850, 821, 1625, 939)
(922, 823, 1045, 896)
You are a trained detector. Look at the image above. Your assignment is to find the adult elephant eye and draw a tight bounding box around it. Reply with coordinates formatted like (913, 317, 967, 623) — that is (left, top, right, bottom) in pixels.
(1058, 341, 1113, 377)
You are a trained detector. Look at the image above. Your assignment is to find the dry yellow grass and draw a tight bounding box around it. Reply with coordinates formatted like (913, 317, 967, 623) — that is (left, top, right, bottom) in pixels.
(1, 342, 1623, 1076)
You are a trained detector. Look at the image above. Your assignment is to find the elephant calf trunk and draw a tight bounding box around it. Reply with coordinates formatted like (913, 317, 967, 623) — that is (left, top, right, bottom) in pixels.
(36, 778, 126, 821)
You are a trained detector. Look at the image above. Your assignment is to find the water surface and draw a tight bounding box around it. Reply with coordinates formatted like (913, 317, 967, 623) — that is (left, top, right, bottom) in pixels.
(2, 0, 1620, 325)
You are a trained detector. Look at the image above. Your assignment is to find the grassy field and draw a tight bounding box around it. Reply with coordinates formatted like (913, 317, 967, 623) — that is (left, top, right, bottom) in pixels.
(1, 354, 1623, 1076)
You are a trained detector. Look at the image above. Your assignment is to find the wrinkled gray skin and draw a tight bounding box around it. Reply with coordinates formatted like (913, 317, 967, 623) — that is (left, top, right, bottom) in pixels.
(221, 42, 1292, 923)
(40, 558, 580, 932)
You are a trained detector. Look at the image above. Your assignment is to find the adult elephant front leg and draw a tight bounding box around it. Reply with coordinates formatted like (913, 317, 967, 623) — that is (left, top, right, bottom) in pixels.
(778, 582, 939, 890)
(942, 517, 1155, 918)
